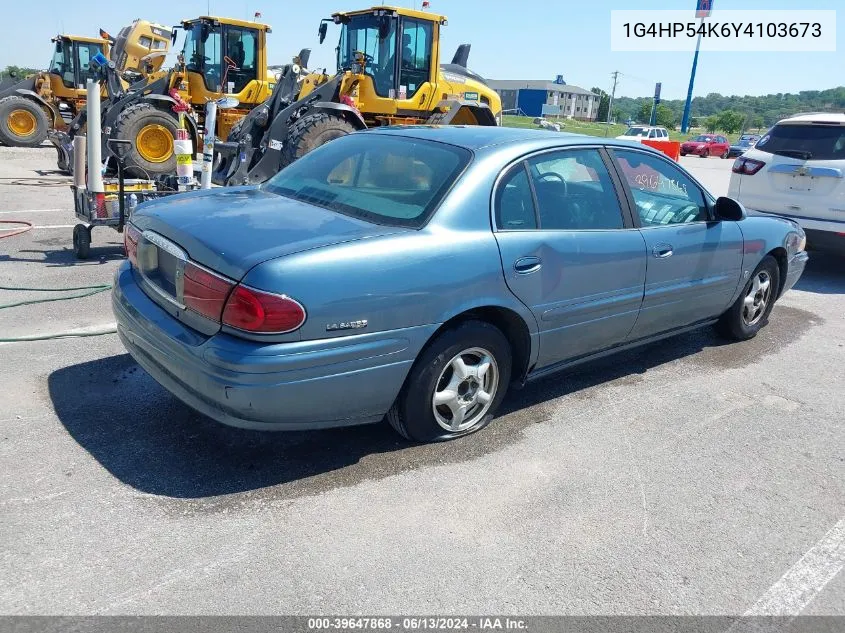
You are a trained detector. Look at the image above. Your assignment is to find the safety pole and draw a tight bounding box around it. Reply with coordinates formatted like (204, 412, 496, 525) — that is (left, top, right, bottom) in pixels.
(200, 100, 217, 190)
(680, 24, 703, 133)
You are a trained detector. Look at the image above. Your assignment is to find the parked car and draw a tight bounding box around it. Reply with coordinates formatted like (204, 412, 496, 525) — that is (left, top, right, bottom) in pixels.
(616, 126, 670, 142)
(114, 127, 808, 442)
(681, 134, 731, 158)
(728, 112, 845, 254)
(727, 134, 761, 158)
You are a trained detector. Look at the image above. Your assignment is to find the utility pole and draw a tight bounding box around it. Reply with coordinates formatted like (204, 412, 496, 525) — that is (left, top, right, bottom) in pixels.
(604, 71, 619, 137)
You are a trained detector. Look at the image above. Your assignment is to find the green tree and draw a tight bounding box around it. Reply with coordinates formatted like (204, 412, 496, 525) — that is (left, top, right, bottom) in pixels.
(655, 104, 675, 128)
(716, 110, 745, 134)
(1, 65, 39, 79)
(637, 102, 652, 124)
(704, 115, 719, 133)
(591, 88, 610, 122)
(611, 107, 623, 124)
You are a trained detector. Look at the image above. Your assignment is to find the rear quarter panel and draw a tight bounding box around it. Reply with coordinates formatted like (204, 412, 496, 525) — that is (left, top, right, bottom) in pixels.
(239, 148, 542, 355)
(734, 215, 805, 297)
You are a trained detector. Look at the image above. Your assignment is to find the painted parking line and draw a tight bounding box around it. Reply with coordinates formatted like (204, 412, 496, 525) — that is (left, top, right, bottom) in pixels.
(0, 209, 71, 215)
(744, 516, 845, 617)
(0, 224, 77, 231)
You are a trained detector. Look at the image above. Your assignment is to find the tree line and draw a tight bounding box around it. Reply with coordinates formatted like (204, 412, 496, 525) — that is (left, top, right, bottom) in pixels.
(590, 86, 844, 132)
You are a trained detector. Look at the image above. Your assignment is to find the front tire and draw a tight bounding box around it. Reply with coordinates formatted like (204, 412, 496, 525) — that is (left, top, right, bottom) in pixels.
(716, 255, 780, 341)
(0, 96, 49, 147)
(387, 320, 512, 442)
(282, 111, 358, 167)
(113, 103, 180, 178)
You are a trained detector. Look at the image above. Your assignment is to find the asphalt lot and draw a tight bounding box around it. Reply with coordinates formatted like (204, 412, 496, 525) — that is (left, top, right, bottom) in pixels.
(1, 146, 843, 616)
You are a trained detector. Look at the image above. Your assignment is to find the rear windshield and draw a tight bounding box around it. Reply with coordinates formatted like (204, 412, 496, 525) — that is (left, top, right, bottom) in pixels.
(263, 134, 471, 228)
(624, 127, 649, 137)
(755, 124, 845, 161)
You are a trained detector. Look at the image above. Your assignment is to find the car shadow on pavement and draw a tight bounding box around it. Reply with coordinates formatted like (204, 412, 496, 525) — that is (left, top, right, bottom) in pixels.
(0, 246, 125, 267)
(794, 252, 845, 295)
(47, 305, 815, 502)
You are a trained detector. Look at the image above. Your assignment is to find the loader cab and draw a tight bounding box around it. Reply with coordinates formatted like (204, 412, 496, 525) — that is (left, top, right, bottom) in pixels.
(331, 7, 443, 116)
(109, 20, 172, 75)
(48, 36, 106, 94)
(180, 17, 271, 100)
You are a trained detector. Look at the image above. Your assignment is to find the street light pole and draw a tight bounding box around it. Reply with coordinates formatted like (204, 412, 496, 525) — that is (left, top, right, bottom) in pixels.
(680, 25, 703, 133)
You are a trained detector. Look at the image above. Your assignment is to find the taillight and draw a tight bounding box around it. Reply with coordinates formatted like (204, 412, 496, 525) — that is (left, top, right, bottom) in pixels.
(183, 261, 234, 322)
(124, 223, 141, 266)
(732, 157, 766, 175)
(222, 285, 306, 334)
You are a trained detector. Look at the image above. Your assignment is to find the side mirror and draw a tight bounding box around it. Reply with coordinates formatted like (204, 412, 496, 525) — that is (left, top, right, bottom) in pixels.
(318, 22, 328, 44)
(297, 47, 311, 69)
(715, 196, 746, 222)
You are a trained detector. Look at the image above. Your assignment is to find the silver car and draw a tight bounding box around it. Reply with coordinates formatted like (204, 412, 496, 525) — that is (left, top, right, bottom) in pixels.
(114, 127, 808, 442)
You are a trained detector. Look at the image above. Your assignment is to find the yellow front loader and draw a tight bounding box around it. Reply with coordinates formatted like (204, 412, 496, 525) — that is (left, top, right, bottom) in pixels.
(56, 15, 281, 177)
(213, 5, 501, 186)
(0, 20, 171, 148)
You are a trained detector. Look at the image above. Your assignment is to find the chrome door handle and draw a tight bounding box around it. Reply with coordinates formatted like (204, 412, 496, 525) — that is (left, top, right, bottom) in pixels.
(514, 256, 542, 274)
(652, 244, 673, 258)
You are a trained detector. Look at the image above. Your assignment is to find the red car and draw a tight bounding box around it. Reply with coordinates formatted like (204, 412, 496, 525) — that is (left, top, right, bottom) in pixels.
(680, 134, 731, 158)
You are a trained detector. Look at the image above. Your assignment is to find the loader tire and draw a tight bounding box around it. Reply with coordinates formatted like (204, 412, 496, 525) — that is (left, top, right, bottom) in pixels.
(113, 103, 181, 178)
(282, 112, 357, 167)
(0, 96, 49, 147)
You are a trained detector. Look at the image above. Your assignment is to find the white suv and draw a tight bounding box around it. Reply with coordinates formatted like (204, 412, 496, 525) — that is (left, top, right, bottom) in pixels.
(728, 112, 845, 254)
(616, 126, 670, 142)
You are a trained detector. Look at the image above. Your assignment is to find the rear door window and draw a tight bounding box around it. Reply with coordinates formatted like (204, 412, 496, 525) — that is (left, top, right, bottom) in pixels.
(756, 124, 845, 161)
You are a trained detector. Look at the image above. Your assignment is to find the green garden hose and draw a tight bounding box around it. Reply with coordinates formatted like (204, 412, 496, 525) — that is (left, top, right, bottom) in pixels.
(0, 284, 115, 343)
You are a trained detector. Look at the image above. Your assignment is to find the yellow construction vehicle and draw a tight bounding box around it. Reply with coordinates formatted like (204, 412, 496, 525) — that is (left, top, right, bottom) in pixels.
(54, 15, 281, 177)
(213, 5, 502, 186)
(0, 21, 171, 148)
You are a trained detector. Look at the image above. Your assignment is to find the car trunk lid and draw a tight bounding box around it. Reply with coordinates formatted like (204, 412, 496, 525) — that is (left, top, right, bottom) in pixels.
(129, 186, 406, 335)
(132, 186, 405, 280)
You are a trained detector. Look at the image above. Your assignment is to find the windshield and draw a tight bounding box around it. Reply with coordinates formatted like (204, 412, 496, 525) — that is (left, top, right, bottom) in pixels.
(264, 133, 471, 228)
(337, 14, 397, 97)
(693, 135, 714, 142)
(756, 124, 845, 161)
(49, 40, 73, 87)
(623, 127, 649, 137)
(183, 21, 222, 91)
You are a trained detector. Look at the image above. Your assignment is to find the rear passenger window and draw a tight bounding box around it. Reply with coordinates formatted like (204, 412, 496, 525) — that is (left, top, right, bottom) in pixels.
(496, 166, 537, 230)
(526, 149, 624, 230)
(614, 149, 709, 226)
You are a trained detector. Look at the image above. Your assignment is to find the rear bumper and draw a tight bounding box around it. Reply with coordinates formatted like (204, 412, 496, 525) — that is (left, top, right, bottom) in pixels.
(112, 262, 436, 431)
(745, 208, 845, 253)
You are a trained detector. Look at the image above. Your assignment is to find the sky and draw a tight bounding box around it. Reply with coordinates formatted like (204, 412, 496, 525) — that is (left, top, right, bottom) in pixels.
(1, 0, 841, 100)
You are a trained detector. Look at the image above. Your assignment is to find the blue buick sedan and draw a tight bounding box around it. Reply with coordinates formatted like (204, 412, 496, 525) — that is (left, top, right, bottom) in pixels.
(113, 127, 808, 442)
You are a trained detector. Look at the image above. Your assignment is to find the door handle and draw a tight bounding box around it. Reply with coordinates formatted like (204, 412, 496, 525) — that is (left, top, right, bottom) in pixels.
(514, 256, 542, 274)
(652, 244, 674, 258)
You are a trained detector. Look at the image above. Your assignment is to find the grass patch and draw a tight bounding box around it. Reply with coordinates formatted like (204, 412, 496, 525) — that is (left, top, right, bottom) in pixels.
(501, 115, 747, 143)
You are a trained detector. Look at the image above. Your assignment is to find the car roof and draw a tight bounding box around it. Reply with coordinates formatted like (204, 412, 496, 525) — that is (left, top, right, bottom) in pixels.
(362, 125, 659, 152)
(778, 112, 845, 125)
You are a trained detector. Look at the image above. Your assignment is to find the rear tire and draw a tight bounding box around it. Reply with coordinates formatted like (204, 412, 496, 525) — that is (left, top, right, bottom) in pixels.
(282, 112, 358, 167)
(112, 103, 181, 178)
(0, 96, 49, 147)
(387, 320, 512, 443)
(72, 224, 91, 260)
(721, 149, 729, 159)
(716, 255, 780, 341)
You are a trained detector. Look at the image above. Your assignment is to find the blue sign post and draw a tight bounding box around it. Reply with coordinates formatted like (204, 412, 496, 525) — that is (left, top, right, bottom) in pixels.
(649, 83, 662, 126)
(681, 0, 713, 133)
